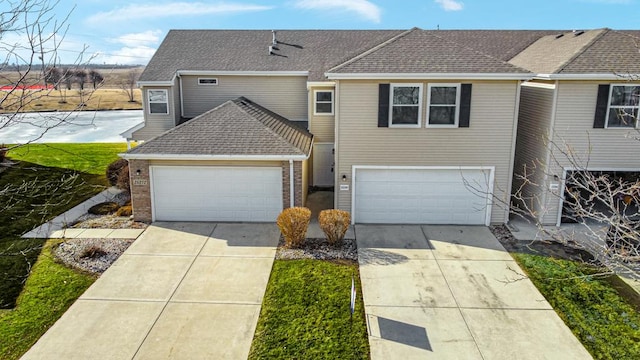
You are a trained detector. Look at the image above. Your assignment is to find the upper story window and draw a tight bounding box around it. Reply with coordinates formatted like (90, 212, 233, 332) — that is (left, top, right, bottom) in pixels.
(198, 78, 218, 85)
(389, 84, 422, 127)
(427, 84, 461, 127)
(314, 90, 334, 115)
(148, 89, 169, 114)
(606, 85, 640, 128)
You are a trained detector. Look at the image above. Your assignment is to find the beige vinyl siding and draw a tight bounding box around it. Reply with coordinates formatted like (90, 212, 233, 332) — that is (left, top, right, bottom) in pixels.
(335, 80, 519, 224)
(309, 86, 335, 142)
(540, 80, 640, 224)
(180, 75, 307, 120)
(132, 85, 177, 140)
(512, 83, 555, 221)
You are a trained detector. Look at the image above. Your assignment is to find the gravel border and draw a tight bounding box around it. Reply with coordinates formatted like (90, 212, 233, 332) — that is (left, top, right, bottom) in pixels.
(54, 238, 134, 274)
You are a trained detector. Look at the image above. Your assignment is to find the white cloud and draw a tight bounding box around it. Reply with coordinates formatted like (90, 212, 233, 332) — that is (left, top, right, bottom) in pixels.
(109, 30, 162, 48)
(99, 46, 158, 65)
(293, 0, 381, 23)
(86, 2, 273, 23)
(435, 0, 464, 11)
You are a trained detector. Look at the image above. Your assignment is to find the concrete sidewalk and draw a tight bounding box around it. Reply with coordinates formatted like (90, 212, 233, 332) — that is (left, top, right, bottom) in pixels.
(22, 187, 126, 239)
(21, 222, 280, 360)
(356, 225, 593, 360)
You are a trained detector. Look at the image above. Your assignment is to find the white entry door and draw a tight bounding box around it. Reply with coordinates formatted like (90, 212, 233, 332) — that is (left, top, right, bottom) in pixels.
(313, 143, 334, 187)
(151, 166, 283, 222)
(354, 167, 493, 225)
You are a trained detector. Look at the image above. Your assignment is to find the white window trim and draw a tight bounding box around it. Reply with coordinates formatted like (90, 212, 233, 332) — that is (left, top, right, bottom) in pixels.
(198, 77, 218, 86)
(389, 83, 423, 128)
(147, 89, 169, 115)
(426, 83, 461, 128)
(605, 84, 640, 129)
(313, 89, 334, 116)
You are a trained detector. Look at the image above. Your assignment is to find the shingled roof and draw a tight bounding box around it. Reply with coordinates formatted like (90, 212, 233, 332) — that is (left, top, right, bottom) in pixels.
(326, 28, 531, 75)
(140, 30, 402, 82)
(126, 97, 313, 157)
(509, 29, 640, 74)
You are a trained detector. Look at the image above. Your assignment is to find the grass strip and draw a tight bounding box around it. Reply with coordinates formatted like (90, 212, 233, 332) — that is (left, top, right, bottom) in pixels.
(249, 259, 370, 359)
(513, 253, 640, 360)
(0, 240, 96, 360)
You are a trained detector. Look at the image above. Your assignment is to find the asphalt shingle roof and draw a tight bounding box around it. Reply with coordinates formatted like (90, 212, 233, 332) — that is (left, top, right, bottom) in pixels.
(327, 28, 531, 74)
(127, 97, 313, 157)
(509, 29, 640, 74)
(140, 30, 402, 82)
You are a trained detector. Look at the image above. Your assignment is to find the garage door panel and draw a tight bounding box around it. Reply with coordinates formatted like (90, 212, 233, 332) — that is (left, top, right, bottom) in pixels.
(151, 166, 282, 222)
(354, 168, 491, 225)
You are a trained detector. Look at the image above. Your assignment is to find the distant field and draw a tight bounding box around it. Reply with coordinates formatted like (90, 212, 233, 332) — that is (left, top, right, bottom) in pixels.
(0, 67, 145, 112)
(0, 88, 142, 113)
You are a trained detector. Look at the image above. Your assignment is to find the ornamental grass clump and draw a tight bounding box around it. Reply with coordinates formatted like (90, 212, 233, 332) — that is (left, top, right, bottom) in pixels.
(276, 207, 311, 248)
(318, 209, 351, 245)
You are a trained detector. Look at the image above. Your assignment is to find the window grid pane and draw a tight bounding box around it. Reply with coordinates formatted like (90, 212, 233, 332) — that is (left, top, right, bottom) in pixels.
(430, 87, 457, 105)
(393, 87, 420, 105)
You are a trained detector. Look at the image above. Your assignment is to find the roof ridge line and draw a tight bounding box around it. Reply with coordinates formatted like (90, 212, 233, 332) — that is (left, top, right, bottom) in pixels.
(426, 31, 532, 73)
(325, 27, 420, 74)
(556, 28, 610, 73)
(231, 98, 308, 155)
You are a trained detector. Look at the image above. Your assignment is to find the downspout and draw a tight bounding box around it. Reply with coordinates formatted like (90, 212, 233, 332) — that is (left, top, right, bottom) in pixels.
(543, 80, 559, 225)
(289, 159, 295, 208)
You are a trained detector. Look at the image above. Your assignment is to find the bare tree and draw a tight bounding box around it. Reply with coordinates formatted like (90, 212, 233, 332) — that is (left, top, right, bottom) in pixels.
(120, 68, 141, 103)
(88, 69, 104, 89)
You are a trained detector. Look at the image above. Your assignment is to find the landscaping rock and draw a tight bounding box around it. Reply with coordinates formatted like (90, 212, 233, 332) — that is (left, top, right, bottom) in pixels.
(276, 237, 357, 261)
(54, 238, 134, 274)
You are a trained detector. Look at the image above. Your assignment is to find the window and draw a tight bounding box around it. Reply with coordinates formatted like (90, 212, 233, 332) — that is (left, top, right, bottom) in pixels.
(606, 85, 640, 128)
(389, 84, 422, 127)
(148, 89, 168, 114)
(314, 90, 334, 115)
(198, 78, 218, 85)
(427, 84, 461, 127)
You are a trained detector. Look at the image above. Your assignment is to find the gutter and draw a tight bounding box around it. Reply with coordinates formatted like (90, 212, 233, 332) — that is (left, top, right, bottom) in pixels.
(325, 73, 534, 81)
(119, 153, 309, 161)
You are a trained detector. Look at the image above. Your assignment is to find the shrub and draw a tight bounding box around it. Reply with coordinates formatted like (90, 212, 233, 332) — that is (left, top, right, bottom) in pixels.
(276, 207, 311, 248)
(78, 244, 107, 259)
(318, 209, 351, 245)
(116, 164, 130, 194)
(0, 144, 7, 162)
(106, 158, 128, 187)
(116, 205, 132, 217)
(88, 201, 119, 215)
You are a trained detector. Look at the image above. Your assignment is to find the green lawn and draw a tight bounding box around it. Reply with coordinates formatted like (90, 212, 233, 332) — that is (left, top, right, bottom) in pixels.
(513, 253, 640, 360)
(249, 259, 370, 360)
(1, 143, 126, 308)
(0, 240, 96, 360)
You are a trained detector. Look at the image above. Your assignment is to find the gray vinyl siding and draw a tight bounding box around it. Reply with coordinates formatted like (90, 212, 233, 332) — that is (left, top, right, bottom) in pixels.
(541, 81, 640, 224)
(512, 83, 554, 222)
(335, 80, 520, 224)
(180, 75, 307, 120)
(132, 84, 177, 140)
(309, 86, 335, 142)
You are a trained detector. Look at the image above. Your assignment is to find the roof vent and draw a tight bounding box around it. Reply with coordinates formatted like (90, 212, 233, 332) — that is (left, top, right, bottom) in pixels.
(555, 33, 564, 39)
(573, 30, 585, 36)
(272, 30, 277, 46)
(268, 45, 274, 55)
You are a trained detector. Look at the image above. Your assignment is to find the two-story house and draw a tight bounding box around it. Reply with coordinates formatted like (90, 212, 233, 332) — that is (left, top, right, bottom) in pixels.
(121, 27, 640, 226)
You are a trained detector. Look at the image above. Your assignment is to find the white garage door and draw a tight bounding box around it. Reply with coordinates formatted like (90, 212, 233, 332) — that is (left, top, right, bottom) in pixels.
(354, 168, 492, 225)
(151, 166, 282, 222)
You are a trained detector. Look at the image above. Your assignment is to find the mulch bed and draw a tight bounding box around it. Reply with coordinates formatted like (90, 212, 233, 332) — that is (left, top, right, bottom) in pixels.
(276, 237, 357, 261)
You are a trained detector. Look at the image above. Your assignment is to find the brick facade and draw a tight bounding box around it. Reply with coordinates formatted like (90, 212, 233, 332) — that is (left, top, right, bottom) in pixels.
(282, 160, 304, 209)
(127, 159, 152, 222)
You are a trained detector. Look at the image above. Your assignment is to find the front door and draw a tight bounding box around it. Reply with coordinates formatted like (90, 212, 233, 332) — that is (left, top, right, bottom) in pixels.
(313, 143, 334, 187)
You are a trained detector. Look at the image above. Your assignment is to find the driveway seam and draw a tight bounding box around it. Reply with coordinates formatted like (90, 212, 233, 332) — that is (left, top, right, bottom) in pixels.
(130, 223, 218, 359)
(421, 225, 487, 360)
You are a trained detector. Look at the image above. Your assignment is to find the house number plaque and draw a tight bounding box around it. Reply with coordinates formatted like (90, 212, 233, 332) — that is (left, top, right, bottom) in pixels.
(133, 179, 148, 186)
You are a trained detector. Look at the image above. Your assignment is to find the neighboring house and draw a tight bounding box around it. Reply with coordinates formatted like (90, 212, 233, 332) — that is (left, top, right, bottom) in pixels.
(121, 27, 640, 226)
(509, 29, 640, 225)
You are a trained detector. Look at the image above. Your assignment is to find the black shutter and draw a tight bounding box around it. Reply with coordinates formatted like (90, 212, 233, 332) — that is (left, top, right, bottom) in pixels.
(593, 84, 610, 128)
(458, 84, 472, 128)
(378, 84, 390, 127)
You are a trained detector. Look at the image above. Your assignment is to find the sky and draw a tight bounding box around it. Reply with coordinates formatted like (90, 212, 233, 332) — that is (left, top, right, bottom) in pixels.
(4, 0, 640, 65)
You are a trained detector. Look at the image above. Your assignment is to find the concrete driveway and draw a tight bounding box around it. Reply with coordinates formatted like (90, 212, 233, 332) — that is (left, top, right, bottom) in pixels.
(356, 225, 593, 360)
(21, 222, 280, 360)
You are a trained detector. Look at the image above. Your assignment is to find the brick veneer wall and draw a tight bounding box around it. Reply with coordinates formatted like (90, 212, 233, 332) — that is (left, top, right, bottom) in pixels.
(281, 160, 304, 209)
(127, 159, 152, 222)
